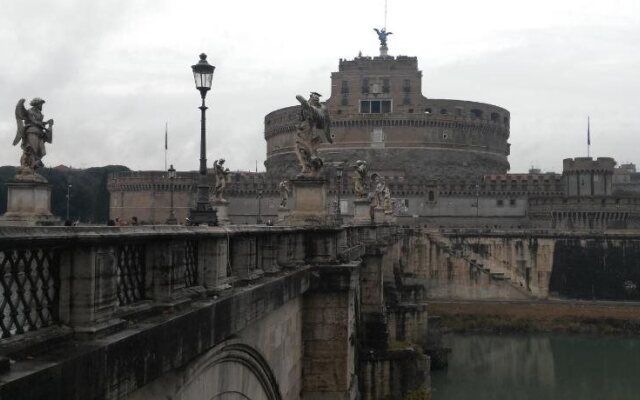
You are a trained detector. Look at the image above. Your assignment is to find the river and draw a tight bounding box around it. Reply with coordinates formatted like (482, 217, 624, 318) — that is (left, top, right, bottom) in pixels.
(431, 334, 640, 400)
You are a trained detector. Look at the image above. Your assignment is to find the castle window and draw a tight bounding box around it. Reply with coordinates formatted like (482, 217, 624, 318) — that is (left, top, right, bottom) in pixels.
(471, 109, 483, 119)
(428, 191, 435, 202)
(440, 109, 448, 115)
(341, 94, 348, 106)
(383, 78, 390, 93)
(510, 199, 516, 206)
(491, 112, 500, 122)
(361, 100, 392, 114)
(403, 79, 411, 93)
(341, 80, 349, 94)
(361, 78, 369, 94)
(403, 94, 411, 105)
(424, 108, 432, 114)
(497, 199, 504, 207)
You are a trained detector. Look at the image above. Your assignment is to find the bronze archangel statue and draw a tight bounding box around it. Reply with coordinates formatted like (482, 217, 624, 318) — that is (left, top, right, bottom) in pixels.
(212, 159, 230, 201)
(13, 98, 53, 172)
(294, 92, 333, 177)
(374, 28, 393, 47)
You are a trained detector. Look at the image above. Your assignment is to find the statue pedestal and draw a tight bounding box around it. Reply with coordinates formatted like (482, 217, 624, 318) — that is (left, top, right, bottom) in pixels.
(0, 179, 60, 226)
(373, 207, 386, 224)
(286, 177, 328, 226)
(212, 199, 230, 225)
(277, 206, 289, 224)
(384, 212, 397, 224)
(353, 198, 372, 224)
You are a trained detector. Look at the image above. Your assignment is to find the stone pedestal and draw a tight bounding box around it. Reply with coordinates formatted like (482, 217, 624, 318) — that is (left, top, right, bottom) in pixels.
(384, 212, 397, 224)
(373, 207, 386, 224)
(285, 177, 328, 226)
(212, 199, 230, 225)
(353, 198, 372, 224)
(277, 206, 289, 224)
(0, 180, 60, 226)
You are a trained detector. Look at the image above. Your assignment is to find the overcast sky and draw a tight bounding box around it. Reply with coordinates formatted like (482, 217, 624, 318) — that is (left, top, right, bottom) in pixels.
(1, 0, 639, 174)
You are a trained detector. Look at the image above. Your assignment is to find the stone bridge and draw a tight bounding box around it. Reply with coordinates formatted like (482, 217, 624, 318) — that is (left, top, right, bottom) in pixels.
(0, 225, 430, 400)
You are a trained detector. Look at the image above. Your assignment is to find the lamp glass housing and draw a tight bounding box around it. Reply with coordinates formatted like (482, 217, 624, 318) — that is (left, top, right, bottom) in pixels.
(168, 165, 177, 179)
(191, 53, 215, 92)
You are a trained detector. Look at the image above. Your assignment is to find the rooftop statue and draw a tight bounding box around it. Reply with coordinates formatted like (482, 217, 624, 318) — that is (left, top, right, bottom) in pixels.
(212, 159, 230, 201)
(374, 28, 393, 47)
(279, 179, 290, 208)
(13, 98, 53, 180)
(353, 160, 369, 199)
(294, 92, 333, 177)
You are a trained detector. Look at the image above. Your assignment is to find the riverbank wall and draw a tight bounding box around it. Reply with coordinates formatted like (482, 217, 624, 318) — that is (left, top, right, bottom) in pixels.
(428, 300, 640, 335)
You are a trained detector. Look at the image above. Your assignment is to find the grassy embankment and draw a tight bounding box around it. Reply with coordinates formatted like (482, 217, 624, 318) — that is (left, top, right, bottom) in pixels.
(428, 300, 640, 335)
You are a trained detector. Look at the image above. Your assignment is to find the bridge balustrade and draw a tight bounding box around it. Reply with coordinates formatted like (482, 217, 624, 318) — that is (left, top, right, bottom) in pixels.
(0, 224, 378, 343)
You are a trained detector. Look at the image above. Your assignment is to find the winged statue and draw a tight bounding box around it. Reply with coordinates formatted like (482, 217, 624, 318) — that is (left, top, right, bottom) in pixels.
(13, 97, 53, 171)
(294, 92, 333, 176)
(374, 28, 393, 47)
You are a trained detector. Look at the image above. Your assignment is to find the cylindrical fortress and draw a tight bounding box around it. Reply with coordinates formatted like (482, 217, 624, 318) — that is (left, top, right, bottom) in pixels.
(265, 55, 511, 179)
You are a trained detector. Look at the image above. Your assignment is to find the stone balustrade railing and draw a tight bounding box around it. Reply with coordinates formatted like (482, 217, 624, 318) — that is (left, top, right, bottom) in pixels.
(0, 224, 388, 342)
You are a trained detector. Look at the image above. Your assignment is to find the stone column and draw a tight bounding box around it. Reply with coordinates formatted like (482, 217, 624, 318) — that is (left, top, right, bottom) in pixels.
(59, 245, 119, 329)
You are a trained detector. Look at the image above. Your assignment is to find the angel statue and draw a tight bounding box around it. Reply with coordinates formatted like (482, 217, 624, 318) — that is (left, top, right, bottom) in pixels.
(212, 159, 230, 201)
(383, 185, 393, 214)
(13, 98, 53, 175)
(278, 179, 290, 208)
(370, 173, 387, 209)
(294, 92, 333, 177)
(374, 28, 393, 47)
(353, 160, 369, 199)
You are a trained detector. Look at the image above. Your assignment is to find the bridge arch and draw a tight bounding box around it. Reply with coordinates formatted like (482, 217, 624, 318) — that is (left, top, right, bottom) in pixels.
(129, 339, 283, 400)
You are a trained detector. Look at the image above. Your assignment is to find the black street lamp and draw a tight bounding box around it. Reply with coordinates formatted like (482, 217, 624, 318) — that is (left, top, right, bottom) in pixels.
(256, 189, 263, 224)
(336, 165, 344, 225)
(167, 164, 177, 225)
(188, 53, 217, 226)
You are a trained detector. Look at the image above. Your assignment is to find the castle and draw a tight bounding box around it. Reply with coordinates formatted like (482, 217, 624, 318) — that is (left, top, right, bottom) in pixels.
(108, 42, 640, 229)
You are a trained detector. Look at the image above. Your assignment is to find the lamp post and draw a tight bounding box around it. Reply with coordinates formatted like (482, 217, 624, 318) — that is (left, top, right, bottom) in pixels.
(167, 164, 177, 225)
(188, 53, 217, 226)
(336, 165, 344, 225)
(256, 189, 263, 224)
(66, 184, 72, 221)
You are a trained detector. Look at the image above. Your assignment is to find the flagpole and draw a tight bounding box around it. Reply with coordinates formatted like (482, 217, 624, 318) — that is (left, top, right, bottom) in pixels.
(587, 116, 591, 158)
(164, 122, 168, 171)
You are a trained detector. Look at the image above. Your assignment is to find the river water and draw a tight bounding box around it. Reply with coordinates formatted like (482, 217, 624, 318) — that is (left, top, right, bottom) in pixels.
(431, 334, 640, 400)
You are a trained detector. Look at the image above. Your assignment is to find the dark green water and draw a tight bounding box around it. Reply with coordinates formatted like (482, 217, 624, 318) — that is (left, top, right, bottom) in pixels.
(431, 334, 640, 400)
